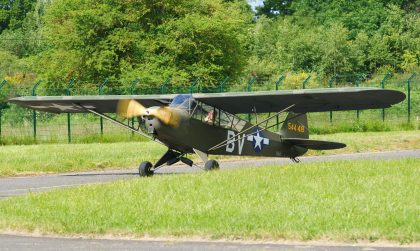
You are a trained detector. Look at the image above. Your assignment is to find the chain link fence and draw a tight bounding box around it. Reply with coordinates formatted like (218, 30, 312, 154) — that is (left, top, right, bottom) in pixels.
(0, 72, 418, 145)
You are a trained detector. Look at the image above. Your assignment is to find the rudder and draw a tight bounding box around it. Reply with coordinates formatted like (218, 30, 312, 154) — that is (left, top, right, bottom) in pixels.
(280, 112, 309, 139)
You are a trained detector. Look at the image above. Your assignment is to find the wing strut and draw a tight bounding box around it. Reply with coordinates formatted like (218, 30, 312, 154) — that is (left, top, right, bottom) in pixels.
(78, 105, 164, 145)
(208, 111, 304, 152)
(208, 104, 296, 152)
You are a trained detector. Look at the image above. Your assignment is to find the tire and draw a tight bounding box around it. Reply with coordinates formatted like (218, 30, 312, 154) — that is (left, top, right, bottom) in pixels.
(204, 160, 219, 171)
(139, 161, 154, 177)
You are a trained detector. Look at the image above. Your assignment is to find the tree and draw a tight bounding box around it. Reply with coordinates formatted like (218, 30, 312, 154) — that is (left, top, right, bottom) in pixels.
(0, 0, 46, 58)
(37, 0, 251, 90)
(256, 0, 294, 17)
(318, 23, 364, 76)
(0, 0, 36, 33)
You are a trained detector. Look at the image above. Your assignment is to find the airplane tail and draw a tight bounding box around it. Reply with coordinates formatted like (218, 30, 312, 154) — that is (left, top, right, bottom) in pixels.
(281, 112, 346, 154)
(280, 112, 309, 139)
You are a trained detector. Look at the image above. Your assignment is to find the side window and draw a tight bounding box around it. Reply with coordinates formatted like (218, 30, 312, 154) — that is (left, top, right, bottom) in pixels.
(219, 110, 233, 128)
(190, 101, 248, 131)
(192, 102, 214, 124)
(192, 104, 204, 121)
(232, 117, 247, 132)
(203, 106, 216, 125)
(184, 99, 197, 114)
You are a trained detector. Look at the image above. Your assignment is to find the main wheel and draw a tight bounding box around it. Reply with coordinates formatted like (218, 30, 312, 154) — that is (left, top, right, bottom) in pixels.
(139, 161, 154, 177)
(204, 160, 219, 171)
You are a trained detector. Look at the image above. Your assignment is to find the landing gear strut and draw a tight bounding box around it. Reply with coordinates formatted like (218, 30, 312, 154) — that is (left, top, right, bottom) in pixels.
(138, 149, 219, 177)
(138, 149, 194, 177)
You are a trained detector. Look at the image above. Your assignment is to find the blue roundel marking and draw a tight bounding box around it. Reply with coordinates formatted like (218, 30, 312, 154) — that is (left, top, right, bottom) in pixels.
(246, 128, 270, 153)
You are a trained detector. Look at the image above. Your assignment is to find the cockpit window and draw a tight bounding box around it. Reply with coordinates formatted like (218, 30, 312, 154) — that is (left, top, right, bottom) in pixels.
(191, 100, 248, 132)
(169, 94, 196, 111)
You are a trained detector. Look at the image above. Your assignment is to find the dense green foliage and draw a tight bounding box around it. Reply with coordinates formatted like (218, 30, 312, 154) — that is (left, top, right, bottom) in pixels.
(251, 0, 419, 83)
(0, 1, 418, 147)
(0, 0, 418, 90)
(38, 0, 250, 88)
(0, 0, 251, 90)
(0, 0, 36, 33)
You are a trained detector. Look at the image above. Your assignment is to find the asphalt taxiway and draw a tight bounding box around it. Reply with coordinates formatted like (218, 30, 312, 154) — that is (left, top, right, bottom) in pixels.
(0, 234, 418, 251)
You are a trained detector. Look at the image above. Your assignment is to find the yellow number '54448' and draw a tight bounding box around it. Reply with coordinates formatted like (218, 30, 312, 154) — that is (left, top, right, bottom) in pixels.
(287, 122, 305, 133)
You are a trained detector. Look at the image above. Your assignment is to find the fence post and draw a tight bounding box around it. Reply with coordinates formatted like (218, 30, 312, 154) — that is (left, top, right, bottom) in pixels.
(65, 78, 76, 143)
(407, 73, 416, 123)
(129, 78, 140, 133)
(0, 94, 1, 140)
(275, 75, 285, 91)
(356, 78, 360, 121)
(380, 72, 391, 122)
(0, 80, 7, 140)
(219, 77, 229, 93)
(98, 78, 108, 136)
(302, 75, 311, 89)
(32, 80, 42, 141)
(328, 74, 336, 124)
(247, 77, 257, 122)
(130, 78, 140, 95)
(0, 80, 6, 89)
(160, 77, 171, 94)
(275, 75, 285, 130)
(189, 77, 201, 94)
(247, 76, 256, 92)
(355, 73, 366, 120)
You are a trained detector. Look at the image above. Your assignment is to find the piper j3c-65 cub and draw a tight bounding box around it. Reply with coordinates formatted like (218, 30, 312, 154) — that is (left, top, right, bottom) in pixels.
(10, 87, 405, 176)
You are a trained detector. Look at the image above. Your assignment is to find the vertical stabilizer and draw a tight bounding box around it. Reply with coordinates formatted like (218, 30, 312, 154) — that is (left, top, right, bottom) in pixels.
(280, 112, 309, 139)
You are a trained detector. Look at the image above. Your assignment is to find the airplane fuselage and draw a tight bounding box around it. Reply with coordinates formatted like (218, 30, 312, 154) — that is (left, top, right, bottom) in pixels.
(145, 110, 307, 158)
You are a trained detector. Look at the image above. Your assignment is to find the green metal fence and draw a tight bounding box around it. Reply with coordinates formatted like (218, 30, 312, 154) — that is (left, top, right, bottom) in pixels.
(0, 72, 418, 145)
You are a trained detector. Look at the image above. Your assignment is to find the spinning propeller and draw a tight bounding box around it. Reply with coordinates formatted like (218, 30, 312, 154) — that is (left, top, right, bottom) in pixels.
(117, 99, 181, 127)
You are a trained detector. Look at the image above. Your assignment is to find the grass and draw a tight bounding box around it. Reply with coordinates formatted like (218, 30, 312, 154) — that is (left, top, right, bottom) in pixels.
(0, 141, 165, 177)
(309, 130, 420, 155)
(0, 159, 418, 243)
(0, 116, 150, 145)
(0, 130, 419, 177)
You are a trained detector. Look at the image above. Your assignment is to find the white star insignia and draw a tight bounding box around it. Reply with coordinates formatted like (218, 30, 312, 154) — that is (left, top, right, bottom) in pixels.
(247, 129, 270, 151)
(253, 131, 264, 150)
(30, 103, 81, 112)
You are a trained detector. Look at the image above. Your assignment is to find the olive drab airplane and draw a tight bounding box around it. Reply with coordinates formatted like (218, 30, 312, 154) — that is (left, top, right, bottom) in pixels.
(9, 88, 405, 176)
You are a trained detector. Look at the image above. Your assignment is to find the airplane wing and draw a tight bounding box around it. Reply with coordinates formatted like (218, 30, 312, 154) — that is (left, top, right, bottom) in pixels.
(8, 94, 177, 113)
(8, 87, 404, 114)
(193, 87, 405, 114)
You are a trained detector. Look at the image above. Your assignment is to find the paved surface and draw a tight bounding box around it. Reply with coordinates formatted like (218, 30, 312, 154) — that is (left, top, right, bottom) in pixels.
(1, 149, 419, 198)
(0, 150, 419, 250)
(0, 234, 418, 251)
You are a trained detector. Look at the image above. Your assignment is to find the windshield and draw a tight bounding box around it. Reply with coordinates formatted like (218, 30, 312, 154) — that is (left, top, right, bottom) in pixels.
(169, 94, 195, 111)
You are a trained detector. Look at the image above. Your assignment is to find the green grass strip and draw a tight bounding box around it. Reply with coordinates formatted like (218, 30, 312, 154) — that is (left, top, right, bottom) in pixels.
(0, 130, 419, 177)
(0, 159, 418, 243)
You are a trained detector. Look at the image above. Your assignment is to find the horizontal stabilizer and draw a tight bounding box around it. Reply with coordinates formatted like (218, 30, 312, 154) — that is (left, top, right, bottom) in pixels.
(283, 138, 346, 150)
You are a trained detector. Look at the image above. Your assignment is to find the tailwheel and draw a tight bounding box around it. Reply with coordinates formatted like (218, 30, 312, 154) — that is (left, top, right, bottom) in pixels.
(204, 159, 219, 171)
(139, 161, 154, 177)
(291, 157, 301, 163)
